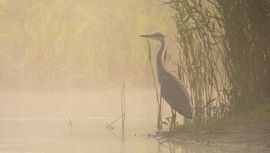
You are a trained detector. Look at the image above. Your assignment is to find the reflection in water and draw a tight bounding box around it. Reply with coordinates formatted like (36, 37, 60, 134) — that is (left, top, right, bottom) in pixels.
(107, 127, 122, 140)
(106, 119, 125, 153)
(156, 139, 270, 153)
(121, 134, 125, 153)
(157, 140, 175, 153)
(65, 119, 73, 139)
(0, 119, 269, 153)
(106, 125, 126, 153)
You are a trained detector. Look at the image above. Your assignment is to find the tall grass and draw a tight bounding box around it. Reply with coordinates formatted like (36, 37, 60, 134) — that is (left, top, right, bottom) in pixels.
(167, 0, 270, 124)
(217, 0, 270, 112)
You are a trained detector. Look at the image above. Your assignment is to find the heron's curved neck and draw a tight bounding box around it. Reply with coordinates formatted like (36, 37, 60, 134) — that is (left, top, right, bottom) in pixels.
(157, 38, 166, 78)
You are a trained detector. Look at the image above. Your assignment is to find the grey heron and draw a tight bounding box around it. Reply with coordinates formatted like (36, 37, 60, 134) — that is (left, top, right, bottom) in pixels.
(140, 32, 193, 131)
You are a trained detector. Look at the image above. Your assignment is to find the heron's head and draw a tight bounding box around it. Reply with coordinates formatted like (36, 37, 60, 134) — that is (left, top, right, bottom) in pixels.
(140, 32, 164, 41)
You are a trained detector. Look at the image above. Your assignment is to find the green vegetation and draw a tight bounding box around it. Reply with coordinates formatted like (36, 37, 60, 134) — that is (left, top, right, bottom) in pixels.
(165, 0, 270, 128)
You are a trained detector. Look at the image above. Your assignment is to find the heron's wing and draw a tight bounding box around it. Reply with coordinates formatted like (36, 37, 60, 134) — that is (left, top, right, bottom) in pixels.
(160, 72, 193, 119)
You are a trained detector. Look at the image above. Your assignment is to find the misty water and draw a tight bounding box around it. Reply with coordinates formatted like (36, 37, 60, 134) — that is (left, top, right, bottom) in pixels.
(0, 91, 268, 153)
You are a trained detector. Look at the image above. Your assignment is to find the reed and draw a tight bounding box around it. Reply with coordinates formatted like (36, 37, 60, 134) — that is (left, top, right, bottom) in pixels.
(106, 81, 126, 136)
(121, 81, 126, 138)
(146, 40, 163, 133)
(167, 0, 270, 125)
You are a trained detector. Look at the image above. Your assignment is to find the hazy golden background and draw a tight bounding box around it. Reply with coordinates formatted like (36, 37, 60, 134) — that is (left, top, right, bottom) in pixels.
(0, 0, 177, 90)
(0, 0, 179, 118)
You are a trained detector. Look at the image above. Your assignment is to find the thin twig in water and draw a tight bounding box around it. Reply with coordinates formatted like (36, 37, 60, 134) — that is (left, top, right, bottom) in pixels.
(106, 114, 123, 129)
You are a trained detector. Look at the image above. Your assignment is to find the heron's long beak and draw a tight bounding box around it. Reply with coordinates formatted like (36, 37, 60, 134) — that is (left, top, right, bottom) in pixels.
(140, 34, 151, 38)
(140, 34, 157, 40)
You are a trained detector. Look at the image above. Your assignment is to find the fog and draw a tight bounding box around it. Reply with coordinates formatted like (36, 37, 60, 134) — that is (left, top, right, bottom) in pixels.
(0, 0, 177, 90)
(0, 89, 175, 119)
(0, 1, 269, 153)
(0, 0, 179, 120)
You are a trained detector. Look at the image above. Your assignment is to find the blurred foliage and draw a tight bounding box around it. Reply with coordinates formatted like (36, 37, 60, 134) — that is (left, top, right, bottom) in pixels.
(0, 0, 174, 90)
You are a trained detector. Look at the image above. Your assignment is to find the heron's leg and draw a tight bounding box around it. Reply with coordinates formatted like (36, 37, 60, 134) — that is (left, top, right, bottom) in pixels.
(172, 109, 176, 130)
(157, 94, 163, 133)
(172, 109, 177, 130)
(170, 107, 176, 132)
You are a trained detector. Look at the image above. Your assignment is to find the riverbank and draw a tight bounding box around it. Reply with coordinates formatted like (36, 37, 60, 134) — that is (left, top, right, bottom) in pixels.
(162, 104, 270, 149)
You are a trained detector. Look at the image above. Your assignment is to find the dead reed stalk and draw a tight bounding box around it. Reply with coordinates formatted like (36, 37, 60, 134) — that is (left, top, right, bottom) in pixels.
(146, 40, 163, 133)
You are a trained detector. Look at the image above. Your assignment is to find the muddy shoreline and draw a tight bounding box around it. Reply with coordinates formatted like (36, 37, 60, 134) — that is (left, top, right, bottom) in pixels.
(158, 118, 270, 150)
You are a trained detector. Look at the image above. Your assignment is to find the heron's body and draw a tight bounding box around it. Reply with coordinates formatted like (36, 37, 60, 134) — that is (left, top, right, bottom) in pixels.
(156, 38, 192, 119)
(140, 32, 193, 130)
(159, 71, 192, 119)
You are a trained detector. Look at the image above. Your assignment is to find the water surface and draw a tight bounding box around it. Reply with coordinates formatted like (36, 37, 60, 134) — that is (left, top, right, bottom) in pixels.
(0, 118, 268, 153)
